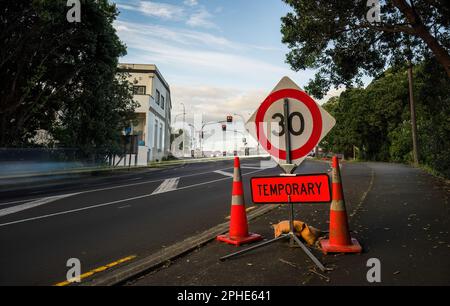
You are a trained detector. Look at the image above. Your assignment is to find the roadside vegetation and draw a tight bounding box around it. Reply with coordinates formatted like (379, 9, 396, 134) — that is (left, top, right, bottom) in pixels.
(0, 1, 136, 161)
(281, 1, 449, 178)
(321, 58, 449, 178)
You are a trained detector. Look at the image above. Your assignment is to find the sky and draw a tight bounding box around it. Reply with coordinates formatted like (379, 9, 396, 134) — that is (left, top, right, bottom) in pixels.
(113, 0, 345, 120)
(113, 0, 349, 151)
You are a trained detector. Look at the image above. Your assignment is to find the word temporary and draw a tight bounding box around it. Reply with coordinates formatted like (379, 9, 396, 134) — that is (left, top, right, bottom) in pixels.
(250, 174, 331, 204)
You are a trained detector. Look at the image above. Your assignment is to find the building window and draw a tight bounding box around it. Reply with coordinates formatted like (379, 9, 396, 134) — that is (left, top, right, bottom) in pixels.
(133, 86, 146, 95)
(159, 123, 163, 152)
(156, 89, 160, 105)
(154, 120, 158, 150)
(161, 95, 165, 110)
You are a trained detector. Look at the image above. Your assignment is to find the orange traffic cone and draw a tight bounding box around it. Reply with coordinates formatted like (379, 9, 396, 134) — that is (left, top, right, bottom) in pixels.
(320, 156, 362, 254)
(217, 157, 262, 246)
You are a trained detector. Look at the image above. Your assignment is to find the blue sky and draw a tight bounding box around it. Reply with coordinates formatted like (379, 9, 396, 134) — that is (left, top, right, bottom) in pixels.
(113, 0, 347, 125)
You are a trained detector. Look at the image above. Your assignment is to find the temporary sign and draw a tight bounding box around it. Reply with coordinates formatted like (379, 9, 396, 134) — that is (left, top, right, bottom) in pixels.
(250, 174, 331, 204)
(246, 77, 336, 166)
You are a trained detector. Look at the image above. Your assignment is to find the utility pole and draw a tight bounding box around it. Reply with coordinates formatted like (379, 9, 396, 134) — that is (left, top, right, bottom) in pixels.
(408, 61, 419, 166)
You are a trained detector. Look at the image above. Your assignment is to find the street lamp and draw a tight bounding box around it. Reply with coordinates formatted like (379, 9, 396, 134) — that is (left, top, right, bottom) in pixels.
(173, 113, 183, 123)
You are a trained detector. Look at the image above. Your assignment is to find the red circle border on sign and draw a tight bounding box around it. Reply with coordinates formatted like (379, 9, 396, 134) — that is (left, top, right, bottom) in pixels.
(255, 88, 322, 160)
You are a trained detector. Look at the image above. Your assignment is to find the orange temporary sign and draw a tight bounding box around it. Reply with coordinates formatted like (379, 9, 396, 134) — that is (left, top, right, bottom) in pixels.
(250, 174, 331, 204)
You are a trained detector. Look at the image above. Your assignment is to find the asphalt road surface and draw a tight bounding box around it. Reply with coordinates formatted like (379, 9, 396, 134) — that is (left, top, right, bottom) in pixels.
(131, 161, 449, 286)
(0, 157, 330, 285)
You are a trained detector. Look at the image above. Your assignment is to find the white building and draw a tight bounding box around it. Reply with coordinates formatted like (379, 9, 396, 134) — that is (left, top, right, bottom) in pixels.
(118, 63, 172, 164)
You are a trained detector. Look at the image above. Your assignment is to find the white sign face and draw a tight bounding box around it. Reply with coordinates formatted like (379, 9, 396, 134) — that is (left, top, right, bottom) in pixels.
(246, 76, 336, 166)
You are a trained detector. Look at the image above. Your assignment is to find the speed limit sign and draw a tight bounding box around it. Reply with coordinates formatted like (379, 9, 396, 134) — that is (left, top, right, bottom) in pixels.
(246, 76, 335, 166)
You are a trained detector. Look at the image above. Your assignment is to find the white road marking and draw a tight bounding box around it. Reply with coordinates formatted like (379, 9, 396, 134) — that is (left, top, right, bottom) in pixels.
(125, 177, 143, 181)
(0, 167, 234, 209)
(0, 198, 39, 207)
(0, 169, 267, 227)
(0, 193, 79, 217)
(349, 168, 375, 219)
(118, 205, 131, 209)
(152, 177, 180, 194)
(213, 170, 234, 177)
(241, 166, 263, 170)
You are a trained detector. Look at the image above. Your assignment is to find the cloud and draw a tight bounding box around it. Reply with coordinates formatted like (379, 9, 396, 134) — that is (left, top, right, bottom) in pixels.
(183, 0, 198, 6)
(170, 85, 270, 150)
(115, 20, 234, 50)
(318, 86, 346, 105)
(115, 20, 288, 79)
(117, 1, 216, 29)
(117, 1, 184, 20)
(171, 85, 267, 122)
(186, 8, 217, 29)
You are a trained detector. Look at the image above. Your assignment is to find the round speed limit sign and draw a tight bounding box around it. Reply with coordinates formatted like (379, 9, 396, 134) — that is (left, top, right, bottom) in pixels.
(246, 77, 335, 166)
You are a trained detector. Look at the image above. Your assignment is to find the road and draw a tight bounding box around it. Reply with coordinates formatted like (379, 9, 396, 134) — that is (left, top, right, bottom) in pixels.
(0, 157, 330, 285)
(131, 161, 449, 286)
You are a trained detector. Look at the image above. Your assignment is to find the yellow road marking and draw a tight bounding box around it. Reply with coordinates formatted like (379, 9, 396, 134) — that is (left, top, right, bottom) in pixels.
(54, 255, 136, 286)
(225, 206, 256, 220)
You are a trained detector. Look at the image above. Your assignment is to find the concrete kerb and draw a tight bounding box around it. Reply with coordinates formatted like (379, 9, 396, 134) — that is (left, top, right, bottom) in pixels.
(80, 204, 279, 286)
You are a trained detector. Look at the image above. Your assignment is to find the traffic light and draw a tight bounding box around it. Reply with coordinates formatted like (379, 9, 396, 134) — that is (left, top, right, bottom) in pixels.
(226, 115, 233, 123)
(222, 124, 226, 131)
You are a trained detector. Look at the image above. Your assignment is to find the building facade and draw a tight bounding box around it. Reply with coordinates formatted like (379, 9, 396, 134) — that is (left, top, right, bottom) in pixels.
(118, 63, 172, 164)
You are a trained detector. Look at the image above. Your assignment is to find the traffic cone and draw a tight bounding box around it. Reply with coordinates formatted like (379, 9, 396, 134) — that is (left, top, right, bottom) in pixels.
(320, 156, 362, 254)
(217, 157, 262, 246)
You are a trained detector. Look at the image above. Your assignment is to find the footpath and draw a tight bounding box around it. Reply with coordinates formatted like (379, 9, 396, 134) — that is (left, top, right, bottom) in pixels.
(128, 161, 449, 286)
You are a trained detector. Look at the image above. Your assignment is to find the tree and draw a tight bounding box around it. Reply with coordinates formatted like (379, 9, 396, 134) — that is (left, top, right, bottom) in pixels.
(0, 0, 136, 157)
(322, 58, 450, 177)
(281, 0, 450, 99)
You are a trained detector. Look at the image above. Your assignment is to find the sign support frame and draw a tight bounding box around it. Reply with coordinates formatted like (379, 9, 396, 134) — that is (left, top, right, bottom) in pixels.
(220, 98, 326, 272)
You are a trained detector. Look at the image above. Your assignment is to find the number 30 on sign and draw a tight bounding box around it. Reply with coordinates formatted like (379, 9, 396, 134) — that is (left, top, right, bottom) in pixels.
(245, 77, 336, 166)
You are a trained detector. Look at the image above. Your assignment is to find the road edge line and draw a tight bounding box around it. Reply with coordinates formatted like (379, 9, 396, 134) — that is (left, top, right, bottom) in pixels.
(79, 204, 279, 286)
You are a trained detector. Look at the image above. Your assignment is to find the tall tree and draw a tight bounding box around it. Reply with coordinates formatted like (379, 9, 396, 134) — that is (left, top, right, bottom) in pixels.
(0, 0, 136, 156)
(322, 58, 450, 177)
(281, 0, 450, 98)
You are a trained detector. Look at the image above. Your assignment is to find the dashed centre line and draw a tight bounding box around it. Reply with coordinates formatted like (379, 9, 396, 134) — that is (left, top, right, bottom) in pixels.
(213, 170, 234, 177)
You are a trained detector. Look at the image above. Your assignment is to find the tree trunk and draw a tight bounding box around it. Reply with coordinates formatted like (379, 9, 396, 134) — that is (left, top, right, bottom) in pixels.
(393, 0, 450, 77)
(414, 25, 450, 77)
(408, 63, 419, 166)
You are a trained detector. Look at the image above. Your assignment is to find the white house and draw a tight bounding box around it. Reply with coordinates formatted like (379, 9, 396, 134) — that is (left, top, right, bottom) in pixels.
(118, 63, 172, 164)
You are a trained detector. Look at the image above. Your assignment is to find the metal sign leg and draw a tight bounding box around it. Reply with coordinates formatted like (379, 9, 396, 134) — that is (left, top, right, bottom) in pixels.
(219, 234, 289, 261)
(291, 234, 326, 272)
(289, 197, 295, 247)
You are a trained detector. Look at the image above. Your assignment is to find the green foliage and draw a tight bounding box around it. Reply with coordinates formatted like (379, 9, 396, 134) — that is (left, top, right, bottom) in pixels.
(0, 0, 136, 158)
(281, 0, 450, 99)
(322, 58, 450, 177)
